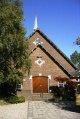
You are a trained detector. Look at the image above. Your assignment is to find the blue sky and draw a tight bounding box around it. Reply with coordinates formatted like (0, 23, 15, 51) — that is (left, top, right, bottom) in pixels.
(23, 0, 80, 58)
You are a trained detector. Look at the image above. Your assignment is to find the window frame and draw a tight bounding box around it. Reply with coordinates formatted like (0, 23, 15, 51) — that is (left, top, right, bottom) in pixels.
(33, 38, 43, 45)
(58, 82, 64, 87)
(16, 84, 22, 91)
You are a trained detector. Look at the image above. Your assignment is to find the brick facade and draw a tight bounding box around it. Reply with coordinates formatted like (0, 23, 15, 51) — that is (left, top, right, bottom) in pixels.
(21, 29, 76, 93)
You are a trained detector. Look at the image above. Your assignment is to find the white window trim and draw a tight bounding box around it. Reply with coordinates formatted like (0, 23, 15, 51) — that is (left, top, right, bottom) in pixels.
(16, 84, 22, 90)
(58, 82, 64, 87)
(35, 58, 45, 67)
(33, 38, 43, 45)
(48, 75, 51, 80)
(29, 75, 32, 80)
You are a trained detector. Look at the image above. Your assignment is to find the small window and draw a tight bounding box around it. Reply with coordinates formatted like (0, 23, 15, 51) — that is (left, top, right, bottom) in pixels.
(33, 38, 43, 45)
(58, 82, 64, 87)
(35, 58, 45, 67)
(16, 84, 22, 91)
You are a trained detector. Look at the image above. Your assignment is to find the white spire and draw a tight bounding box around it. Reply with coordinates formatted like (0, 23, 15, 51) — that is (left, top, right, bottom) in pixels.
(33, 16, 38, 31)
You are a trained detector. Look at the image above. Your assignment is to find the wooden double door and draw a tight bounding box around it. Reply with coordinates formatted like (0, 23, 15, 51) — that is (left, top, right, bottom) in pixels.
(33, 76, 48, 93)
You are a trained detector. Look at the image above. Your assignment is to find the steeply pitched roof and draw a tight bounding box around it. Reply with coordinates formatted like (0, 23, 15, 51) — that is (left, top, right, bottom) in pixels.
(28, 28, 76, 70)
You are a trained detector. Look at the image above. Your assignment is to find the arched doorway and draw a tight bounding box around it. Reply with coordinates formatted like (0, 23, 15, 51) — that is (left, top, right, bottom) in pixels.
(33, 76, 48, 93)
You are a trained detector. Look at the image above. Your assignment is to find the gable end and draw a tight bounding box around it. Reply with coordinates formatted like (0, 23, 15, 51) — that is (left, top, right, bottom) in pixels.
(30, 44, 72, 78)
(28, 29, 76, 70)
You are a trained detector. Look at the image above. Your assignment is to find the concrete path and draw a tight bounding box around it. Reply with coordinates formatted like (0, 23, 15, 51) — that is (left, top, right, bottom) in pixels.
(0, 102, 28, 119)
(0, 101, 80, 119)
(27, 101, 80, 119)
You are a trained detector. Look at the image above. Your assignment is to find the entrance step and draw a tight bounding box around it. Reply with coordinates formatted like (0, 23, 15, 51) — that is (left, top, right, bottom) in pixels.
(17, 90, 32, 101)
(32, 93, 54, 101)
(17, 91, 54, 101)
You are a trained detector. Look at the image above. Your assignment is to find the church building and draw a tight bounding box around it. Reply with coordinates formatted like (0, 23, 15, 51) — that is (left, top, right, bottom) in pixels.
(17, 17, 77, 94)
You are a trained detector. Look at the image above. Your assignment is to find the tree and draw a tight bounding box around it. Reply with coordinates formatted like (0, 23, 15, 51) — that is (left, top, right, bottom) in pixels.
(72, 36, 80, 69)
(74, 37, 80, 46)
(70, 51, 80, 70)
(0, 0, 31, 96)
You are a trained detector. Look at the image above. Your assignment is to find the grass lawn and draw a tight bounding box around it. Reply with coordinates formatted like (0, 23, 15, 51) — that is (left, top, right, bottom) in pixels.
(0, 99, 9, 105)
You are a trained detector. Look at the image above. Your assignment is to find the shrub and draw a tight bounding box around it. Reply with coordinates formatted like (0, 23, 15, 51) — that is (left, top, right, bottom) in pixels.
(5, 95, 18, 103)
(5, 95, 25, 104)
(18, 96, 25, 103)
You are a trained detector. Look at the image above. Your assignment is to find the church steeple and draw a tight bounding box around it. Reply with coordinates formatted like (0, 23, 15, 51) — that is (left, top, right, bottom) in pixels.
(33, 16, 38, 31)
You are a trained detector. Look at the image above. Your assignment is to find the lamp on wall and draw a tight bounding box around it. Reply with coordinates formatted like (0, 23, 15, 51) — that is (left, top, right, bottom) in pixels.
(29, 75, 32, 80)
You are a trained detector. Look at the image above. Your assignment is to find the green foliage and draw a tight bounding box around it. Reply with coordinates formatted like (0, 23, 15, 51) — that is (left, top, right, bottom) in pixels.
(0, 71, 4, 84)
(49, 86, 61, 98)
(70, 51, 80, 70)
(5, 95, 25, 104)
(49, 85, 75, 101)
(0, 99, 9, 105)
(71, 36, 80, 74)
(0, 0, 31, 95)
(18, 96, 25, 103)
(76, 85, 80, 94)
(0, 82, 16, 97)
(65, 83, 75, 101)
(75, 37, 80, 45)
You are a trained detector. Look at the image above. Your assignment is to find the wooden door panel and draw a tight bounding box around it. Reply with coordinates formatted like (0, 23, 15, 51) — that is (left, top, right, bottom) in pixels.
(33, 76, 48, 93)
(33, 77, 40, 93)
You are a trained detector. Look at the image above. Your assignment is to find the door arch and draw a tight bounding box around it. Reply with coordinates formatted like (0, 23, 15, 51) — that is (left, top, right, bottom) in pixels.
(33, 76, 48, 93)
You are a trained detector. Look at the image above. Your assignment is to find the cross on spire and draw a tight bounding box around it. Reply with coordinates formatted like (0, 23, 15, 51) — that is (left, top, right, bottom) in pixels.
(33, 16, 38, 31)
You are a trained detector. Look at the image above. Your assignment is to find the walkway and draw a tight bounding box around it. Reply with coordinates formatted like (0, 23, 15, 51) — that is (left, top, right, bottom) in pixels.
(0, 101, 80, 119)
(27, 101, 80, 119)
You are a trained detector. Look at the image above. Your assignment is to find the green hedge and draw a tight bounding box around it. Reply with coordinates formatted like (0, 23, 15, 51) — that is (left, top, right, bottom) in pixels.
(18, 96, 25, 103)
(5, 95, 25, 104)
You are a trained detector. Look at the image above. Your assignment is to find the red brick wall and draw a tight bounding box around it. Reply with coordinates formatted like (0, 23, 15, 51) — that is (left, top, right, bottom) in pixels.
(22, 30, 76, 91)
(29, 31, 75, 72)
(30, 47, 69, 86)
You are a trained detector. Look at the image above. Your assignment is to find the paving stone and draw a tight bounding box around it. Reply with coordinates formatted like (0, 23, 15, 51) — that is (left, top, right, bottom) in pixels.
(27, 101, 80, 119)
(0, 101, 80, 119)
